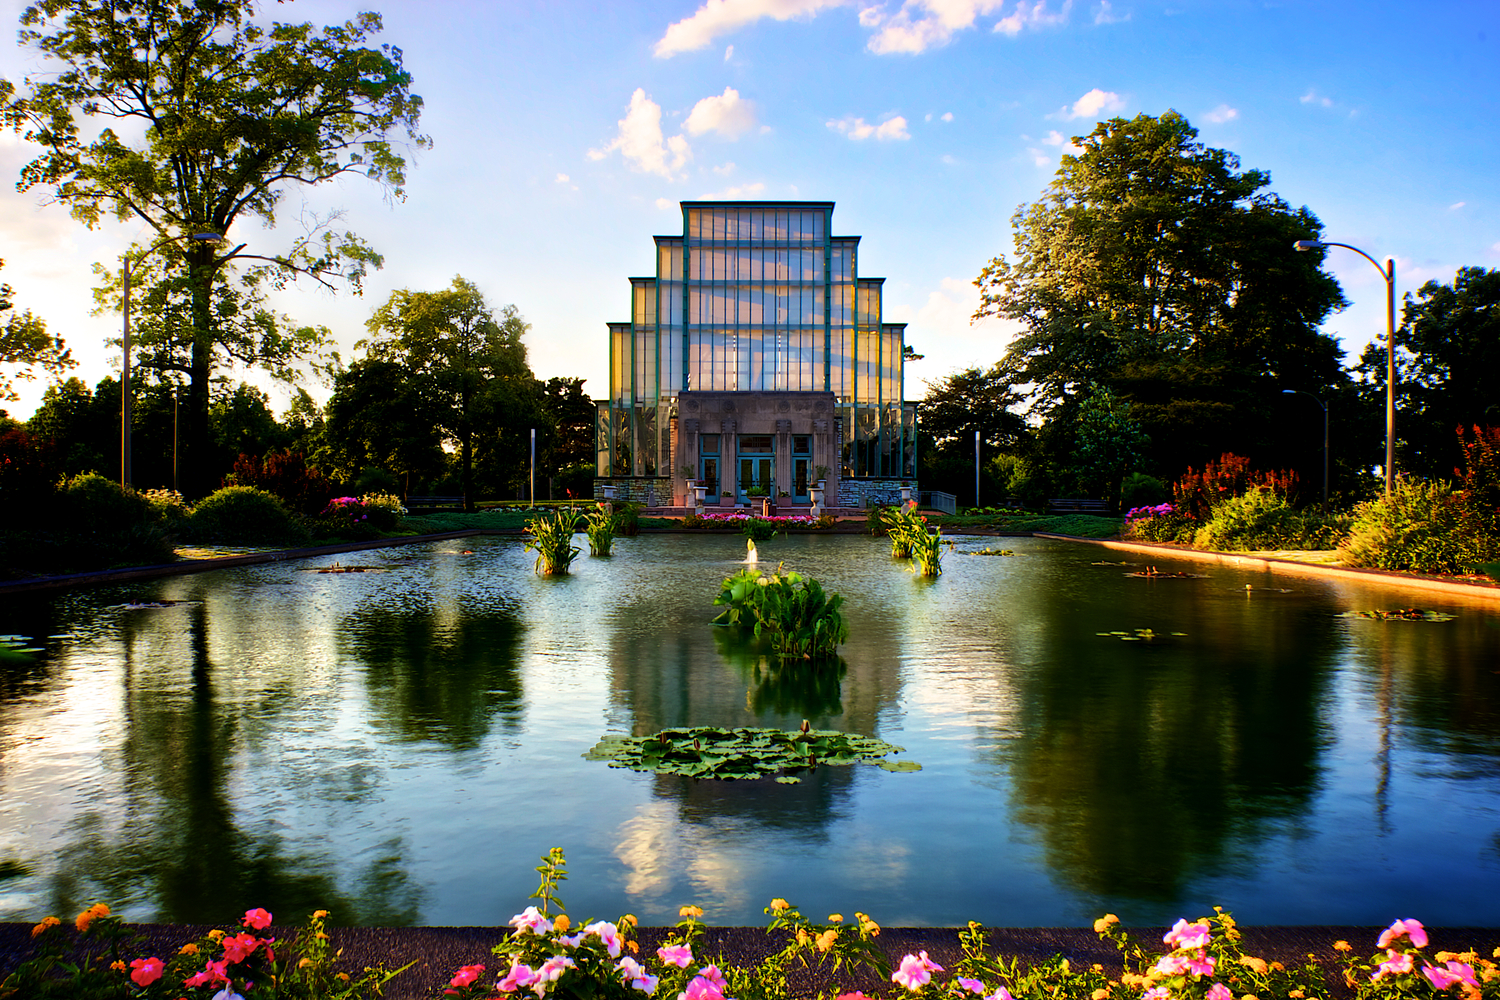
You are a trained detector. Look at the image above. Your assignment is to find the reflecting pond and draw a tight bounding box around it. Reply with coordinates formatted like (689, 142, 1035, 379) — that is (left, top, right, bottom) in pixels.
(2, 533, 1500, 928)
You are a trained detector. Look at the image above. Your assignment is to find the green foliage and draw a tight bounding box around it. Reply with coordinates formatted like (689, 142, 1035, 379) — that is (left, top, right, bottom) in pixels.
(742, 516, 779, 541)
(530, 847, 568, 917)
(524, 508, 580, 575)
(1072, 383, 1148, 504)
(710, 567, 849, 660)
(0, 258, 73, 402)
(615, 501, 644, 537)
(936, 512, 1125, 538)
(585, 503, 621, 556)
(1191, 486, 1348, 551)
(4, 2, 427, 496)
(226, 449, 342, 517)
(188, 485, 310, 547)
(583, 724, 917, 782)
(1120, 471, 1169, 508)
(882, 502, 942, 574)
(1171, 451, 1299, 522)
(60, 474, 176, 566)
(1340, 476, 1499, 575)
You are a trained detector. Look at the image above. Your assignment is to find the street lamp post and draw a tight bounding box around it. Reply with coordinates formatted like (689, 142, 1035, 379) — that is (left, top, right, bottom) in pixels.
(1293, 239, 1396, 497)
(121, 231, 226, 488)
(1281, 389, 1329, 514)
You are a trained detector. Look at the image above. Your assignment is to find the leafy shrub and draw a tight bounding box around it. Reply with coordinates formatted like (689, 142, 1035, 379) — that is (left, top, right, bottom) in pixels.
(1171, 452, 1298, 522)
(188, 486, 310, 547)
(1456, 424, 1500, 541)
(225, 450, 343, 517)
(58, 474, 176, 567)
(615, 501, 643, 537)
(1191, 486, 1347, 551)
(0, 427, 61, 519)
(1340, 476, 1497, 574)
(140, 488, 191, 536)
(585, 503, 620, 556)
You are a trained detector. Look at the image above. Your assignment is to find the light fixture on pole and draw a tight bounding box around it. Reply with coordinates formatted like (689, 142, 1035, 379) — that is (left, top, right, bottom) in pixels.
(1293, 239, 1396, 497)
(1281, 389, 1329, 514)
(974, 429, 980, 510)
(121, 231, 228, 488)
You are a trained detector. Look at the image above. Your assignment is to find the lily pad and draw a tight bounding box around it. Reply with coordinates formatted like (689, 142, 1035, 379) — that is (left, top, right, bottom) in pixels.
(583, 724, 919, 781)
(1339, 609, 1456, 622)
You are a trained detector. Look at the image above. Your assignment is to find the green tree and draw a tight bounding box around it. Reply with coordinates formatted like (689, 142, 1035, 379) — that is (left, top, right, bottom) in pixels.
(27, 375, 114, 476)
(1355, 266, 1500, 480)
(2, 0, 427, 497)
(974, 111, 1348, 483)
(320, 358, 445, 494)
(362, 277, 535, 510)
(1071, 383, 1148, 505)
(1, 259, 74, 402)
(917, 363, 1031, 506)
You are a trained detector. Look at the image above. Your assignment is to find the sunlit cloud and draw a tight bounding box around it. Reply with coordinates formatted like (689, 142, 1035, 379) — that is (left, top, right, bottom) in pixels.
(1027, 147, 1049, 166)
(1093, 0, 1126, 24)
(1059, 87, 1124, 120)
(684, 87, 759, 139)
(993, 0, 1071, 37)
(1041, 129, 1082, 153)
(827, 114, 911, 140)
(588, 89, 691, 180)
(1448, 201, 1465, 211)
(724, 44, 735, 60)
(698, 181, 768, 198)
(655, 0, 847, 58)
(1204, 103, 1238, 123)
(1300, 88, 1334, 108)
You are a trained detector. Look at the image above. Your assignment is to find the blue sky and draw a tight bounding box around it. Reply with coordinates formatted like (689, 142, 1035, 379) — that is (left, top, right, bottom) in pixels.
(2, 0, 1496, 421)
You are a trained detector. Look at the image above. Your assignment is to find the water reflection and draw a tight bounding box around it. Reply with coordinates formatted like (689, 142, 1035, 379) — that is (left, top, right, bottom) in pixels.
(341, 600, 525, 749)
(998, 566, 1336, 902)
(712, 629, 848, 719)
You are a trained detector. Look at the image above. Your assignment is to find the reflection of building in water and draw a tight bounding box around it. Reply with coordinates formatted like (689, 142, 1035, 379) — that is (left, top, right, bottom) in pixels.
(595, 202, 917, 508)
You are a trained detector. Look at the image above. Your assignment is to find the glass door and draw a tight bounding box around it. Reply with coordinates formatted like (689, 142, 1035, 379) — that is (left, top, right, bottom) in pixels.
(736, 435, 774, 502)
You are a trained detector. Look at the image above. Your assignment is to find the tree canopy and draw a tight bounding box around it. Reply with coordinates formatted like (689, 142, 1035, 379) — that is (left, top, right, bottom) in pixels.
(1, 0, 427, 495)
(0, 259, 74, 402)
(974, 111, 1349, 484)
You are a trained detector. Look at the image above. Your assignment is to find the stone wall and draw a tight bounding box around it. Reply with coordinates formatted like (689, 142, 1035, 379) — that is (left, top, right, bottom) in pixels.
(836, 477, 916, 509)
(593, 478, 673, 506)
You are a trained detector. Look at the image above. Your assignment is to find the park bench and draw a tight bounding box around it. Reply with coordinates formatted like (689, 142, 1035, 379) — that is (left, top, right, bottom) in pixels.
(1046, 498, 1112, 515)
(403, 495, 466, 513)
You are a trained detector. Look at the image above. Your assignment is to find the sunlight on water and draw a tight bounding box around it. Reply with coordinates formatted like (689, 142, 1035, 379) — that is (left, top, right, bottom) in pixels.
(1, 534, 1498, 927)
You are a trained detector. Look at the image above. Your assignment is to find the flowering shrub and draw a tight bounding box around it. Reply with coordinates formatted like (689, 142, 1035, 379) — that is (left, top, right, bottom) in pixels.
(3, 904, 409, 998)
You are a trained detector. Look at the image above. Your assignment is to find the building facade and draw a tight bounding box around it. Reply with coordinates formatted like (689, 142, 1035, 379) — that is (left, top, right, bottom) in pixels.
(595, 201, 916, 507)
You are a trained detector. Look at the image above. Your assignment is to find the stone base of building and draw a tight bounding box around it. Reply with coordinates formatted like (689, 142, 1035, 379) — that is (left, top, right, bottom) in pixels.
(836, 477, 918, 509)
(592, 477, 673, 506)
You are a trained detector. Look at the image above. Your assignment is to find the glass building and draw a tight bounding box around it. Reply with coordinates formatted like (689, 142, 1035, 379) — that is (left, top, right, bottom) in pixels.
(596, 201, 916, 506)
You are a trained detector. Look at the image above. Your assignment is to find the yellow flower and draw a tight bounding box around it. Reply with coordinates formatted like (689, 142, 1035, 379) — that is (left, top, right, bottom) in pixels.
(313, 909, 330, 920)
(554, 914, 572, 933)
(796, 928, 810, 946)
(110, 960, 127, 973)
(1092, 964, 1104, 974)
(1269, 962, 1284, 972)
(855, 912, 880, 936)
(816, 929, 839, 952)
(1289, 990, 1305, 998)
(771, 898, 790, 912)
(1238, 956, 1268, 975)
(75, 903, 110, 933)
(337, 972, 351, 983)
(1334, 941, 1352, 952)
(207, 929, 225, 942)
(629, 940, 640, 954)
(1093, 914, 1120, 934)
(1242, 995, 1260, 1000)
(1437, 952, 1456, 963)
(829, 913, 843, 923)
(680, 905, 704, 919)
(178, 943, 199, 955)
(31, 916, 60, 938)
(1091, 988, 1110, 1000)
(621, 914, 638, 928)
(299, 957, 314, 968)
(1121, 973, 1148, 988)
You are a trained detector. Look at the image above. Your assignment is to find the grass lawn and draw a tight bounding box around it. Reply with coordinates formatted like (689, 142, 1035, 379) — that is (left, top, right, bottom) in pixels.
(932, 512, 1124, 538)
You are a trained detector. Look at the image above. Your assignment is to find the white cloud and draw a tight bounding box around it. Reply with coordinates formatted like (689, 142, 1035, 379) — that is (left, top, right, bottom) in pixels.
(684, 87, 759, 139)
(698, 181, 768, 198)
(555, 173, 570, 183)
(1204, 103, 1238, 123)
(941, 153, 956, 164)
(1449, 201, 1466, 211)
(1027, 147, 1049, 166)
(887, 277, 1025, 369)
(941, 111, 954, 121)
(1041, 129, 1082, 153)
(1492, 241, 1500, 256)
(1300, 88, 1334, 108)
(654, 0, 847, 58)
(864, 0, 1004, 54)
(713, 161, 737, 175)
(1093, 0, 1126, 24)
(588, 89, 692, 180)
(656, 197, 675, 210)
(724, 44, 734, 60)
(827, 114, 911, 140)
(994, 0, 1071, 36)
(1060, 87, 1124, 120)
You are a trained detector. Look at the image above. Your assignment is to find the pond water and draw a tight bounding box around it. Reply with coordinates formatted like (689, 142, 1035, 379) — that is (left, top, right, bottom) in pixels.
(2, 533, 1500, 930)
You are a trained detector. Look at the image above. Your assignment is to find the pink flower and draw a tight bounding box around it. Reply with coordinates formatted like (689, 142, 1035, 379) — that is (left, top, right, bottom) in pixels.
(1373, 950, 1415, 980)
(447, 963, 486, 989)
(241, 908, 273, 930)
(533, 954, 576, 995)
(498, 961, 540, 993)
(1163, 919, 1212, 951)
(1206, 983, 1232, 1000)
(1143, 988, 1170, 1000)
(1377, 919, 1428, 949)
(1423, 962, 1479, 991)
(986, 989, 1015, 1000)
(618, 956, 659, 993)
(1186, 952, 1216, 978)
(892, 951, 944, 991)
(129, 956, 164, 987)
(1153, 955, 1190, 976)
(184, 959, 231, 988)
(583, 920, 624, 958)
(557, 933, 586, 949)
(658, 944, 694, 968)
(682, 974, 726, 1000)
(956, 979, 987, 994)
(221, 932, 261, 964)
(510, 907, 553, 936)
(698, 965, 727, 990)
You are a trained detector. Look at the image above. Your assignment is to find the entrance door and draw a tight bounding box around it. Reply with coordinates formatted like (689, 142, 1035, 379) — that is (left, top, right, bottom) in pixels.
(736, 434, 774, 501)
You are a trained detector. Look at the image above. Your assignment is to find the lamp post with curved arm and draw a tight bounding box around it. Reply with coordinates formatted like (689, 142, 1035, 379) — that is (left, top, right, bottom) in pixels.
(1281, 389, 1329, 513)
(1293, 239, 1396, 497)
(121, 231, 226, 487)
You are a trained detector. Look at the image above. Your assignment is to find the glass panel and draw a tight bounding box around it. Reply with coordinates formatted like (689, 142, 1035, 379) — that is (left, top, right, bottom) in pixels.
(701, 457, 717, 487)
(739, 435, 773, 454)
(699, 434, 719, 455)
(793, 435, 811, 455)
(794, 458, 809, 497)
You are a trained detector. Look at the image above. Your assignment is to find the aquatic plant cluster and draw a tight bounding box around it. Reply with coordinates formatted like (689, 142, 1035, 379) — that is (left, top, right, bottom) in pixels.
(880, 502, 942, 576)
(582, 723, 919, 782)
(710, 567, 849, 659)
